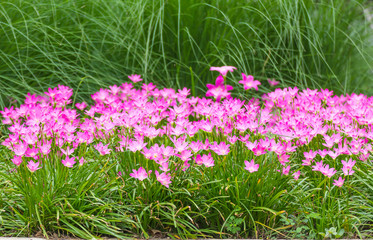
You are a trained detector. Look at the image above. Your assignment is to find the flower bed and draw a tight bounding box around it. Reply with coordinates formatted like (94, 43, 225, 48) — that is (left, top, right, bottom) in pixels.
(0, 67, 372, 238)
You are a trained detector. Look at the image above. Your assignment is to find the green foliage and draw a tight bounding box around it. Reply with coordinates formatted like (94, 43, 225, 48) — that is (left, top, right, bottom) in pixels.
(0, 0, 372, 108)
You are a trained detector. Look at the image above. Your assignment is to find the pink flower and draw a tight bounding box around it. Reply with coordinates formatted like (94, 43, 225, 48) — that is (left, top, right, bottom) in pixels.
(282, 165, 291, 175)
(278, 153, 290, 166)
(341, 159, 356, 176)
(75, 102, 87, 110)
(312, 160, 324, 172)
(127, 138, 147, 152)
(128, 74, 143, 83)
(11, 156, 23, 166)
(60, 146, 75, 156)
(302, 158, 313, 166)
(293, 170, 301, 180)
(62, 156, 76, 168)
(38, 140, 51, 155)
(267, 78, 279, 86)
(155, 171, 172, 188)
(79, 157, 85, 166)
(193, 154, 203, 165)
(318, 149, 329, 158)
(206, 76, 233, 101)
(201, 152, 214, 167)
(129, 167, 151, 181)
(320, 164, 336, 178)
(94, 142, 112, 155)
(175, 150, 192, 162)
(303, 150, 317, 160)
(209, 66, 237, 76)
(333, 177, 345, 187)
(13, 141, 28, 156)
(27, 160, 41, 172)
(210, 141, 230, 156)
(238, 73, 261, 91)
(244, 159, 259, 173)
(25, 147, 39, 159)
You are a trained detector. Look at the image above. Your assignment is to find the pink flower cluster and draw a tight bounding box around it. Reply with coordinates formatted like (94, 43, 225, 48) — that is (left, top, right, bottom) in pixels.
(1, 70, 372, 189)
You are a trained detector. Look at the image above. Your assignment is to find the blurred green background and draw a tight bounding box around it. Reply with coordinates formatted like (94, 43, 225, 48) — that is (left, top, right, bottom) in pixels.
(0, 0, 372, 108)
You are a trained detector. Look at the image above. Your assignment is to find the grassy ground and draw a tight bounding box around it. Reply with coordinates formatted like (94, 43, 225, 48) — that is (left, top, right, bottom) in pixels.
(0, 0, 372, 108)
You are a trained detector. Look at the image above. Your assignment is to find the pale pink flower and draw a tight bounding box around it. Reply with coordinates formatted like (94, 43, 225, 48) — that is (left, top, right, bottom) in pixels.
(320, 164, 336, 178)
(75, 102, 87, 110)
(333, 177, 345, 187)
(155, 171, 172, 188)
(62, 156, 76, 168)
(94, 142, 112, 155)
(127, 138, 147, 152)
(201, 152, 214, 167)
(60, 146, 75, 156)
(38, 140, 51, 155)
(129, 167, 151, 181)
(128, 74, 143, 83)
(302, 158, 313, 166)
(209, 66, 236, 76)
(303, 150, 317, 160)
(239, 73, 261, 91)
(341, 159, 356, 176)
(210, 141, 230, 156)
(25, 147, 39, 159)
(11, 156, 23, 166)
(206, 76, 233, 101)
(244, 159, 259, 173)
(27, 160, 41, 172)
(293, 170, 301, 180)
(79, 157, 85, 166)
(267, 78, 279, 86)
(312, 160, 324, 172)
(13, 141, 28, 156)
(282, 165, 291, 175)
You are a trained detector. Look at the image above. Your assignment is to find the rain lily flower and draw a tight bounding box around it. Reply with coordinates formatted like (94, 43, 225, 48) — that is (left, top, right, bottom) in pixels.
(341, 159, 356, 176)
(312, 161, 324, 172)
(2, 67, 373, 195)
(60, 146, 75, 156)
(62, 156, 76, 168)
(155, 171, 172, 188)
(333, 177, 345, 187)
(244, 159, 259, 173)
(209, 66, 236, 76)
(239, 73, 261, 91)
(38, 140, 51, 155)
(75, 102, 87, 110)
(79, 157, 85, 166)
(13, 142, 28, 156)
(267, 78, 279, 86)
(27, 160, 41, 172)
(11, 156, 23, 166)
(201, 153, 214, 167)
(206, 76, 233, 101)
(282, 165, 291, 175)
(128, 74, 143, 83)
(293, 170, 301, 180)
(320, 164, 336, 178)
(129, 167, 151, 181)
(304, 150, 317, 160)
(302, 158, 313, 166)
(210, 141, 230, 155)
(94, 142, 112, 155)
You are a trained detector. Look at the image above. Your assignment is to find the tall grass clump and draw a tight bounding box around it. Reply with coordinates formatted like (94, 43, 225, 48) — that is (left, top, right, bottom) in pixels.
(0, 0, 372, 108)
